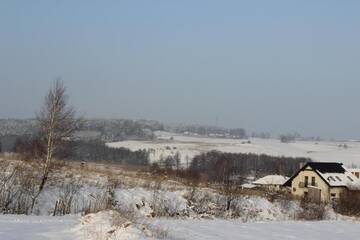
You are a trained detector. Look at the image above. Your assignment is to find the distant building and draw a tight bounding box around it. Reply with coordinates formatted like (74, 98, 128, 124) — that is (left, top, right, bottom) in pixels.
(348, 168, 360, 179)
(284, 162, 360, 203)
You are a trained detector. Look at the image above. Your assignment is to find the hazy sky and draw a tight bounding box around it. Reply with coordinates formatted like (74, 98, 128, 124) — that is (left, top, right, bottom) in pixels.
(1, 1, 360, 139)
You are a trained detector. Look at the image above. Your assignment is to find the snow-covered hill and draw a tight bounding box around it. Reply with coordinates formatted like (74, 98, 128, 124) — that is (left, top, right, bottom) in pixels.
(0, 159, 359, 240)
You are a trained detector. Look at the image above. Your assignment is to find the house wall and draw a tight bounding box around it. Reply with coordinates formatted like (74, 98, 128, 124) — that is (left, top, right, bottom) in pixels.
(254, 184, 281, 191)
(291, 166, 331, 202)
(329, 187, 346, 200)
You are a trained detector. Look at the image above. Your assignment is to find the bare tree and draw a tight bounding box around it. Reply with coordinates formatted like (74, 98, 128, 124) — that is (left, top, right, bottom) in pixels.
(174, 151, 181, 174)
(30, 79, 79, 212)
(218, 158, 243, 212)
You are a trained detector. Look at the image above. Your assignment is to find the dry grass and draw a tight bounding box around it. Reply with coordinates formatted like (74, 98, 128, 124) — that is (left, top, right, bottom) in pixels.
(0, 153, 21, 161)
(1, 157, 270, 201)
(55, 160, 188, 191)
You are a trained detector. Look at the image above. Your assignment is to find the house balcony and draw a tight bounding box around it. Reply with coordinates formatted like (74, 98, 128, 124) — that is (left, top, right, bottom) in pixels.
(298, 182, 318, 188)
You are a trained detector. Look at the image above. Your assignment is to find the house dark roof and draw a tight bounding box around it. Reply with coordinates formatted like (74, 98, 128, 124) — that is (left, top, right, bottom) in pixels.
(307, 162, 345, 174)
(284, 162, 360, 189)
(283, 162, 345, 187)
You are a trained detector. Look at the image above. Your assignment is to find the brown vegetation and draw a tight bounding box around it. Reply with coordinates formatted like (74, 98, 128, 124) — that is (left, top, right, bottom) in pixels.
(334, 191, 360, 217)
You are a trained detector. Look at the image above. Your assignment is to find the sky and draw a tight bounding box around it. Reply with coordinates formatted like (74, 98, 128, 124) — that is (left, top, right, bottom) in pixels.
(1, 1, 360, 139)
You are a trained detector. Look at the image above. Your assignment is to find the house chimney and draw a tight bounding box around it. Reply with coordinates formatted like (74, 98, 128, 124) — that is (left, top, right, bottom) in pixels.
(299, 162, 305, 169)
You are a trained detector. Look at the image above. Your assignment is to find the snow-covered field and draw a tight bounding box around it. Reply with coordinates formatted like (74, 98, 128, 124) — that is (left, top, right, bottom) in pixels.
(0, 214, 78, 240)
(1, 214, 360, 240)
(154, 219, 360, 240)
(107, 131, 360, 166)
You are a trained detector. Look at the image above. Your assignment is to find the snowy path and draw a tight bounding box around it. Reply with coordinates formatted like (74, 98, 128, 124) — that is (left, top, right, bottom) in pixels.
(0, 215, 79, 240)
(154, 219, 360, 240)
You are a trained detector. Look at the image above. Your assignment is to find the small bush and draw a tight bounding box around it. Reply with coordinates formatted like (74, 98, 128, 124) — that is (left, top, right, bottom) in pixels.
(83, 186, 115, 214)
(298, 198, 325, 220)
(0, 161, 42, 214)
(53, 181, 81, 216)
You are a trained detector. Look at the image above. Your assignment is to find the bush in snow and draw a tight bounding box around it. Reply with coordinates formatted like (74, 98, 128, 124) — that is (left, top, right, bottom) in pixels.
(298, 198, 326, 220)
(83, 187, 114, 215)
(333, 191, 360, 217)
(52, 181, 81, 216)
(0, 161, 43, 214)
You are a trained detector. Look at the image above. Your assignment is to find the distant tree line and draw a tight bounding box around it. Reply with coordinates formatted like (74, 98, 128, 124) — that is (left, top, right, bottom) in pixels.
(60, 140, 150, 165)
(251, 132, 271, 139)
(279, 134, 297, 143)
(0, 118, 165, 143)
(189, 151, 310, 183)
(0, 119, 38, 136)
(78, 119, 164, 141)
(11, 136, 150, 166)
(279, 132, 323, 143)
(0, 134, 30, 152)
(166, 124, 247, 139)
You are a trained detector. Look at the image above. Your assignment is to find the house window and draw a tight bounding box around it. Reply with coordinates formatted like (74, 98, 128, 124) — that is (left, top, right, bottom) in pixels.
(293, 187, 296, 192)
(305, 176, 309, 187)
(311, 177, 316, 186)
(331, 193, 336, 198)
(329, 176, 336, 181)
(347, 176, 354, 182)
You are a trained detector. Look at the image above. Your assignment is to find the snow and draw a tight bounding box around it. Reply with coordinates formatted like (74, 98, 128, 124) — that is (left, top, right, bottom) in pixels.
(253, 175, 289, 185)
(241, 183, 256, 189)
(2, 155, 360, 240)
(114, 188, 188, 218)
(113, 187, 302, 221)
(0, 212, 149, 240)
(2, 212, 359, 240)
(153, 219, 360, 240)
(0, 212, 150, 240)
(34, 185, 109, 216)
(0, 214, 78, 240)
(72, 210, 149, 240)
(348, 168, 360, 172)
(107, 131, 360, 167)
(317, 168, 360, 190)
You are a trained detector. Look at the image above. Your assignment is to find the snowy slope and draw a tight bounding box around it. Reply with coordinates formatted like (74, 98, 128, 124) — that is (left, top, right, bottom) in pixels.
(0, 215, 78, 240)
(153, 219, 360, 240)
(107, 131, 360, 166)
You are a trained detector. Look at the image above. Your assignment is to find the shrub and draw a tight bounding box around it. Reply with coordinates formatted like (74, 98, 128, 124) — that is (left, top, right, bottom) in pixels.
(333, 191, 360, 217)
(298, 198, 325, 220)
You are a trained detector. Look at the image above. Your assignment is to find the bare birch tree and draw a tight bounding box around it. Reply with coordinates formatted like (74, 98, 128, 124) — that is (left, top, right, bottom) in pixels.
(30, 79, 79, 212)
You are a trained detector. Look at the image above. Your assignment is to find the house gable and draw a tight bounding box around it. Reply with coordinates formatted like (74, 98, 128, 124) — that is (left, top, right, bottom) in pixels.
(284, 162, 345, 187)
